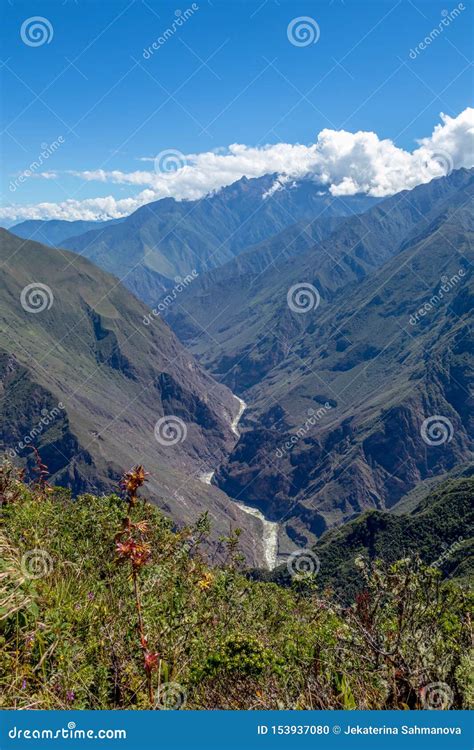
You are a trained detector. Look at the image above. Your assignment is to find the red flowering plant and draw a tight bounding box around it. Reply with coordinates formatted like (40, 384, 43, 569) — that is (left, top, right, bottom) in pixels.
(31, 447, 53, 495)
(115, 466, 159, 705)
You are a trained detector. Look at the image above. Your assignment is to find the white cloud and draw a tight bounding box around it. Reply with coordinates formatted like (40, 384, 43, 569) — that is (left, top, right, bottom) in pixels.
(0, 192, 157, 223)
(2, 108, 473, 223)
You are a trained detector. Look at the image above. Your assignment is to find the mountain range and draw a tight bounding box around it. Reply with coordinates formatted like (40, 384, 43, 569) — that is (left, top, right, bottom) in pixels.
(261, 474, 474, 602)
(11, 176, 376, 306)
(0, 229, 264, 562)
(10, 217, 123, 248)
(2, 168, 473, 568)
(155, 169, 473, 553)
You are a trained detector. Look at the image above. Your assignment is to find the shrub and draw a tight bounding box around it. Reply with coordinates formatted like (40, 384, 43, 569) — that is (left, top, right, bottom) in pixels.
(0, 461, 472, 710)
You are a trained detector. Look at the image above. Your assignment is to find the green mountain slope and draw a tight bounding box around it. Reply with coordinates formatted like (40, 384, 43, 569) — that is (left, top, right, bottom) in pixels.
(263, 476, 474, 602)
(216, 188, 473, 545)
(61, 176, 376, 304)
(10, 218, 120, 247)
(166, 169, 473, 390)
(0, 229, 262, 559)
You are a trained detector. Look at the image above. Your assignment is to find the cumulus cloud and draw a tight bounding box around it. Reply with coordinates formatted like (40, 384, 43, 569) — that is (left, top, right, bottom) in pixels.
(0, 192, 157, 223)
(2, 108, 473, 223)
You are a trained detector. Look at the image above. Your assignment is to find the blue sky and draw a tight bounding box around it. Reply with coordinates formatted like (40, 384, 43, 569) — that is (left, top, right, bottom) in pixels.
(1, 0, 473, 221)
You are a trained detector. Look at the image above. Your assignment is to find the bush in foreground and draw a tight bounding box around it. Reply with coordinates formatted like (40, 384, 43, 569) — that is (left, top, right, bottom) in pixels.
(0, 462, 472, 710)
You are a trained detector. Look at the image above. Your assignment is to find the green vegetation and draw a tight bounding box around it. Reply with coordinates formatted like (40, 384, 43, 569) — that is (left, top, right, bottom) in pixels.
(1, 462, 472, 710)
(187, 170, 473, 546)
(0, 228, 241, 550)
(264, 477, 474, 603)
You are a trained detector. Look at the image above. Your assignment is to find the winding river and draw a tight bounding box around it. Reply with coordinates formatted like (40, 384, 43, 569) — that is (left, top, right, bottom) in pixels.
(200, 394, 279, 570)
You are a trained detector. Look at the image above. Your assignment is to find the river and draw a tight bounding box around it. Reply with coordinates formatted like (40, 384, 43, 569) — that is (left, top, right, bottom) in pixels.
(199, 394, 279, 570)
